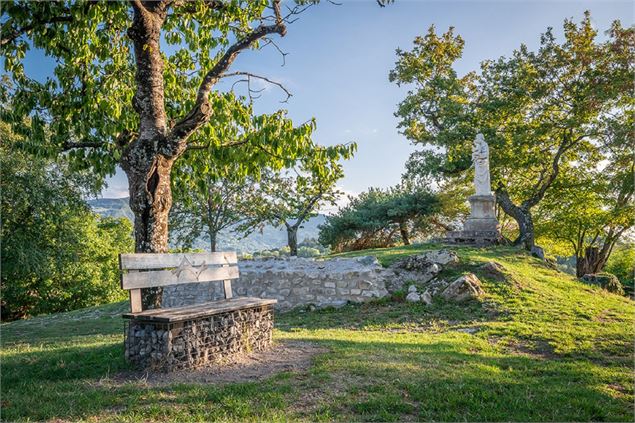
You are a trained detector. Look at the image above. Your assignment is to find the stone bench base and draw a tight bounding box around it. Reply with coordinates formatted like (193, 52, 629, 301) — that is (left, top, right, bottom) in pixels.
(124, 305, 274, 371)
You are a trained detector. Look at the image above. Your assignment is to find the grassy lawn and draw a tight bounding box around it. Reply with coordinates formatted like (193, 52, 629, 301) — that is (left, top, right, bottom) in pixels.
(2, 245, 633, 421)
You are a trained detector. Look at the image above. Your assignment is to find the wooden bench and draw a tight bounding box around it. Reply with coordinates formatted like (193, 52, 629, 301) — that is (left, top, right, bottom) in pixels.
(119, 252, 277, 371)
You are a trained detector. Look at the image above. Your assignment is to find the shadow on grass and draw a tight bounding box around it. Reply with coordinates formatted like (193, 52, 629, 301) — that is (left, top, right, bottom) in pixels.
(277, 298, 495, 333)
(2, 341, 129, 385)
(2, 335, 632, 422)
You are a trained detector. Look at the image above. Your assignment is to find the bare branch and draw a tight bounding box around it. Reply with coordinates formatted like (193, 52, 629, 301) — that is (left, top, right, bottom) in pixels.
(223, 71, 292, 102)
(61, 140, 106, 151)
(261, 37, 288, 66)
(169, 0, 287, 145)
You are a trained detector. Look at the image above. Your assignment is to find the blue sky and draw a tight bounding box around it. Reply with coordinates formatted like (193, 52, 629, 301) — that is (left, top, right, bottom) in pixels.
(19, 0, 634, 198)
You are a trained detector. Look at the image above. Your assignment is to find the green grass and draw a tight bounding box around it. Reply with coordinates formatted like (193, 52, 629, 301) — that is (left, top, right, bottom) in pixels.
(2, 245, 634, 421)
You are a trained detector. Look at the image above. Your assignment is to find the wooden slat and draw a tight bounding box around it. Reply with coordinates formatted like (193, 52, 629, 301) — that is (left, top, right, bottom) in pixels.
(121, 265, 239, 290)
(119, 252, 237, 270)
(222, 263, 232, 299)
(129, 288, 142, 313)
(122, 297, 277, 323)
(223, 280, 233, 299)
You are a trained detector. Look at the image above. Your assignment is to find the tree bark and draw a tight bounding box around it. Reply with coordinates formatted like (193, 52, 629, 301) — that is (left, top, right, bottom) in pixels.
(496, 187, 535, 250)
(399, 222, 411, 245)
(122, 147, 175, 309)
(286, 224, 299, 256)
(210, 231, 217, 252)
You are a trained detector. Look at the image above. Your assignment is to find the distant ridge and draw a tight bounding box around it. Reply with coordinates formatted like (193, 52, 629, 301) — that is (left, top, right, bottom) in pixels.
(87, 197, 325, 253)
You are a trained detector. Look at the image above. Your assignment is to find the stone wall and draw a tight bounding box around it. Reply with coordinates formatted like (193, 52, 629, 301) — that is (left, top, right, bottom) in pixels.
(124, 305, 274, 371)
(162, 256, 389, 310)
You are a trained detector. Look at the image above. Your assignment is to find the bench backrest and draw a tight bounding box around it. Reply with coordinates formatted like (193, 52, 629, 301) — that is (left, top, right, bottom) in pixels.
(119, 252, 239, 313)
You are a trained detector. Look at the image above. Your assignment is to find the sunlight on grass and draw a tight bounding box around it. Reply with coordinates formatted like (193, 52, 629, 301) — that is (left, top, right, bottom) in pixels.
(1, 245, 633, 422)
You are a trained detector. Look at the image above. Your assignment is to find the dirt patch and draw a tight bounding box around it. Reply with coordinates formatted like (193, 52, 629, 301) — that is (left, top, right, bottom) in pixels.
(504, 339, 557, 359)
(103, 341, 328, 387)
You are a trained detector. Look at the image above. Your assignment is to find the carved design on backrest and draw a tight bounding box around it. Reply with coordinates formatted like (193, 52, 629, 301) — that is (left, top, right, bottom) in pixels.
(171, 257, 209, 282)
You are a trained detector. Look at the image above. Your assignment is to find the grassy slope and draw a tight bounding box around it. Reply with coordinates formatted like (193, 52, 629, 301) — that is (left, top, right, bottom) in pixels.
(2, 245, 633, 422)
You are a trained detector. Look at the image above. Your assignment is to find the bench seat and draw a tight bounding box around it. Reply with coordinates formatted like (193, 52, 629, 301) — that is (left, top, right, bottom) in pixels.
(123, 296, 277, 323)
(120, 252, 276, 371)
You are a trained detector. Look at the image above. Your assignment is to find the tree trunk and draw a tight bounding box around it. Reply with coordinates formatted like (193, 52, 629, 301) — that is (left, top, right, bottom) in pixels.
(287, 225, 299, 256)
(122, 149, 174, 310)
(210, 231, 217, 252)
(576, 246, 611, 278)
(399, 222, 411, 245)
(496, 187, 535, 251)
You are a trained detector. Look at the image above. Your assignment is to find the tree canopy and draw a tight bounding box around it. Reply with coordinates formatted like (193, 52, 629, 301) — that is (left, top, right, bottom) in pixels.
(390, 13, 634, 251)
(1, 0, 342, 308)
(319, 185, 440, 252)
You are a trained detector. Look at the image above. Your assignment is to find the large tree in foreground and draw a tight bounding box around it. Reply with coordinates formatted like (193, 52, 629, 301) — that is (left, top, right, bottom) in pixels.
(1, 1, 326, 308)
(390, 13, 634, 251)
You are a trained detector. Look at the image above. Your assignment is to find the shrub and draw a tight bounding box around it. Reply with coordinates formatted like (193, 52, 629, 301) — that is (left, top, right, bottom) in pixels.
(1, 127, 134, 320)
(605, 245, 634, 295)
(319, 185, 440, 252)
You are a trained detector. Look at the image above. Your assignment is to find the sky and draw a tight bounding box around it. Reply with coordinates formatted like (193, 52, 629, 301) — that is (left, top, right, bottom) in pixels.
(18, 0, 634, 199)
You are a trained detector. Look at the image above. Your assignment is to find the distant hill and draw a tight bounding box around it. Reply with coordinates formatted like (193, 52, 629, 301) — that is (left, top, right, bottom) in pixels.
(87, 197, 326, 253)
(88, 198, 135, 221)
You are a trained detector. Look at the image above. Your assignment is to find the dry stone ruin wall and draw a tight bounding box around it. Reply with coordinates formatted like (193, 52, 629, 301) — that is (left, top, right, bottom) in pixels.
(163, 256, 390, 310)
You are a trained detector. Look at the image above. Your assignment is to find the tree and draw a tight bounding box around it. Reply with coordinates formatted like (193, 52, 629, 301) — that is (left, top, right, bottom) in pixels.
(536, 116, 634, 277)
(389, 14, 634, 251)
(319, 185, 440, 252)
(2, 1, 330, 308)
(170, 175, 260, 252)
(246, 153, 354, 256)
(1, 122, 134, 320)
(168, 98, 356, 254)
(605, 244, 635, 295)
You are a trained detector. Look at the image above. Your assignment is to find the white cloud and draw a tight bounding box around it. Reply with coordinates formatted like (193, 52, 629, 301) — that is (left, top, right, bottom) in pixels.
(100, 184, 129, 199)
(319, 186, 358, 215)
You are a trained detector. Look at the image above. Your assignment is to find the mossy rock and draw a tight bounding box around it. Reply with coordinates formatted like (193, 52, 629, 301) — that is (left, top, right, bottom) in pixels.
(581, 272, 625, 295)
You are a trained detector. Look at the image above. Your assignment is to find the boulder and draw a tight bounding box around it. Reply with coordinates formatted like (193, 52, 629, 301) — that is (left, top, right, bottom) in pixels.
(441, 273, 484, 302)
(406, 292, 421, 302)
(386, 251, 455, 292)
(531, 245, 545, 260)
(391, 250, 458, 272)
(421, 290, 433, 305)
(419, 249, 459, 266)
(581, 273, 624, 295)
(408, 285, 418, 293)
(480, 261, 507, 281)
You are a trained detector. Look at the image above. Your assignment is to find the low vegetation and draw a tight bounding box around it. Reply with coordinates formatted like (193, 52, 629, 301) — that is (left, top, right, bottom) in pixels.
(2, 245, 633, 421)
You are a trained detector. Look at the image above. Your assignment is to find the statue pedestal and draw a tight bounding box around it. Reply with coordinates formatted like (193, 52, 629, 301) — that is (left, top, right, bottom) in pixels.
(445, 195, 501, 246)
(464, 195, 499, 232)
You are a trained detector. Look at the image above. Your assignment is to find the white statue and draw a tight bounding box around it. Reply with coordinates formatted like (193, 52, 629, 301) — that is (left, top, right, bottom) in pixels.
(472, 133, 491, 195)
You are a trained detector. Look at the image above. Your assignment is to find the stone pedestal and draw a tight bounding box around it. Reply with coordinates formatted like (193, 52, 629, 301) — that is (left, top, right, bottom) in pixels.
(445, 195, 501, 246)
(464, 195, 499, 232)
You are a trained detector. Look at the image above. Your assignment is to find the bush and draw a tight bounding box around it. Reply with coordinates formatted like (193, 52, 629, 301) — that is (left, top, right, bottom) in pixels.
(1, 128, 134, 320)
(605, 245, 634, 295)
